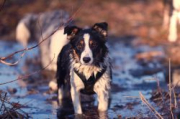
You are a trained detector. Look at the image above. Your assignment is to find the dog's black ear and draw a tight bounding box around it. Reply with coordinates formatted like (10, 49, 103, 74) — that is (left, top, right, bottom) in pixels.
(64, 26, 81, 40)
(92, 22, 108, 37)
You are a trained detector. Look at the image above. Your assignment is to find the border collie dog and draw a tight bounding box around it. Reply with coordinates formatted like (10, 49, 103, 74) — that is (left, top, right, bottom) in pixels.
(56, 22, 112, 114)
(163, 0, 180, 42)
(16, 10, 70, 71)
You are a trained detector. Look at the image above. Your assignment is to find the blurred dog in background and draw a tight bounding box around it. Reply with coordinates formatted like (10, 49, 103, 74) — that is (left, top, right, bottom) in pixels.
(163, 0, 180, 42)
(16, 10, 71, 71)
(16, 10, 72, 90)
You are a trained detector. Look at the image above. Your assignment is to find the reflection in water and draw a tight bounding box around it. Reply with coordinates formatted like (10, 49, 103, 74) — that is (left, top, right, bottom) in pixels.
(99, 111, 108, 119)
(57, 107, 109, 119)
(57, 95, 109, 119)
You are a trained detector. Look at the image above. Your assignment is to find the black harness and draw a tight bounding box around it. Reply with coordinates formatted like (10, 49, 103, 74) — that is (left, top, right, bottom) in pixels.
(74, 66, 107, 95)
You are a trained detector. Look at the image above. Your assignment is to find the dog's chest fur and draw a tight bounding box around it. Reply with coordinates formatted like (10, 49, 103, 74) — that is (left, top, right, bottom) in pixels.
(69, 53, 111, 92)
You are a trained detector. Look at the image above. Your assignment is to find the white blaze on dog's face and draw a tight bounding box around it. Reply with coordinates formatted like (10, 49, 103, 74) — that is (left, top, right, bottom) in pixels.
(80, 33, 93, 65)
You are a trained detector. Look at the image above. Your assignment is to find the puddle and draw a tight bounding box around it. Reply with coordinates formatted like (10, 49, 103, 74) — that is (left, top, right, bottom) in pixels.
(0, 38, 171, 118)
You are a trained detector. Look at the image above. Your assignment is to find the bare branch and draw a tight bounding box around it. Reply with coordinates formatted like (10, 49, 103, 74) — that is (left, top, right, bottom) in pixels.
(0, 55, 55, 86)
(0, 51, 26, 66)
(139, 92, 163, 119)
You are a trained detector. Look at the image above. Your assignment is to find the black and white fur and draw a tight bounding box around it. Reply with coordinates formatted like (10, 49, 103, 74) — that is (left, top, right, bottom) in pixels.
(16, 10, 71, 71)
(163, 0, 180, 42)
(56, 22, 111, 114)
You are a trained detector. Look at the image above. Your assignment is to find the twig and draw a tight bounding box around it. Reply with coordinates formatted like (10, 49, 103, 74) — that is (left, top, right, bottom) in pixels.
(0, 55, 55, 86)
(153, 76, 166, 108)
(0, 93, 14, 118)
(168, 58, 174, 119)
(169, 73, 178, 109)
(0, 92, 29, 118)
(0, 28, 58, 64)
(139, 92, 163, 119)
(66, 0, 86, 26)
(0, 51, 26, 66)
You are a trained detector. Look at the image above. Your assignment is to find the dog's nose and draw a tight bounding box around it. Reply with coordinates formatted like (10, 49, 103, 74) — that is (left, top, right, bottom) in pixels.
(83, 57, 91, 63)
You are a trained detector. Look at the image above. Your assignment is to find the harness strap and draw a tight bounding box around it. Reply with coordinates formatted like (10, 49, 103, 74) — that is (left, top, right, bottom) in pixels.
(74, 66, 107, 95)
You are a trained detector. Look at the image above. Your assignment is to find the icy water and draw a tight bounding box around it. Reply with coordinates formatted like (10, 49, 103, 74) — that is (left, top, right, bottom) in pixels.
(0, 38, 168, 118)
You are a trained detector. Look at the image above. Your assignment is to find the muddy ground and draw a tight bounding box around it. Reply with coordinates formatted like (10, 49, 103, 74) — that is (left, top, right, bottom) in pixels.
(1, 0, 180, 119)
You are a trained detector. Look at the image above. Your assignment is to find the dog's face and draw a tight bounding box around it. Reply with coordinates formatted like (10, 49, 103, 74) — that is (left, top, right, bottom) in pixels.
(64, 22, 108, 66)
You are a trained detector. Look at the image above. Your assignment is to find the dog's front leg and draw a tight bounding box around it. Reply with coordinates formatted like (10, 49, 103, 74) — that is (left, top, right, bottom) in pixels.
(94, 73, 111, 112)
(168, 10, 178, 42)
(70, 85, 82, 114)
(96, 90, 109, 112)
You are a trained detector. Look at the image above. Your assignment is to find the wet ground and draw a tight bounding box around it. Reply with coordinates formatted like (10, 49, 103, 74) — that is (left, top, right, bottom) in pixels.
(0, 37, 178, 119)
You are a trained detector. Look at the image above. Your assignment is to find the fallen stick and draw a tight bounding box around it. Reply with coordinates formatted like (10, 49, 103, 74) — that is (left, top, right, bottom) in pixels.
(139, 92, 163, 119)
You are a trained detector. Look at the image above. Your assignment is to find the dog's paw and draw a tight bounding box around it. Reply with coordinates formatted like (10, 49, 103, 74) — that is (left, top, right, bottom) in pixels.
(75, 114, 85, 119)
(98, 111, 108, 119)
(49, 80, 58, 91)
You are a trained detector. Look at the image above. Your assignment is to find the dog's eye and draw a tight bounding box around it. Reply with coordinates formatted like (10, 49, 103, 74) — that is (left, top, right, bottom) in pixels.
(77, 41, 84, 50)
(90, 40, 97, 48)
(77, 44, 82, 50)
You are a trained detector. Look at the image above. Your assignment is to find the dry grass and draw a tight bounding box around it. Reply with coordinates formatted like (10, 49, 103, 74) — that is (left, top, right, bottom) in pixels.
(139, 59, 180, 119)
(0, 91, 29, 118)
(139, 92, 163, 119)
